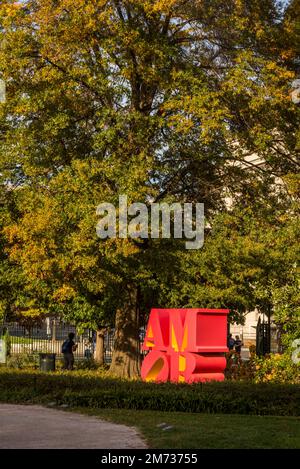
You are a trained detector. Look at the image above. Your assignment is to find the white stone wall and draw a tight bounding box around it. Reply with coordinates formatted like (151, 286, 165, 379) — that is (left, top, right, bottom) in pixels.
(230, 309, 258, 346)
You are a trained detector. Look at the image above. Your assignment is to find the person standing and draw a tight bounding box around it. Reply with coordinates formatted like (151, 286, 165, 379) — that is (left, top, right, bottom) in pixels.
(234, 335, 243, 355)
(62, 332, 77, 370)
(227, 334, 235, 351)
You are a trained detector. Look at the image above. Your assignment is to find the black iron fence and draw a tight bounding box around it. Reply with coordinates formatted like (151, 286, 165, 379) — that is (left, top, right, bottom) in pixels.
(1, 321, 92, 358)
(256, 317, 270, 356)
(0, 321, 145, 364)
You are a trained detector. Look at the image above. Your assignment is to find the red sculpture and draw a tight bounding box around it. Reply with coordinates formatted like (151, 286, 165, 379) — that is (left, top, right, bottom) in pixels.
(141, 308, 229, 383)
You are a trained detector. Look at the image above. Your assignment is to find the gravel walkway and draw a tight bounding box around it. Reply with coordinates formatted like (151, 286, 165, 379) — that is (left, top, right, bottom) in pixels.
(0, 404, 147, 449)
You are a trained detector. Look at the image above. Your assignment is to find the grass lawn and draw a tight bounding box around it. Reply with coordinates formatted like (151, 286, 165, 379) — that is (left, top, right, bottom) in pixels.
(69, 407, 300, 449)
(8, 337, 48, 344)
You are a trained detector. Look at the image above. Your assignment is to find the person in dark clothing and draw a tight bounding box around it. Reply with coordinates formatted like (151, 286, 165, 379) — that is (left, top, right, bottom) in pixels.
(234, 335, 243, 355)
(62, 332, 77, 370)
(227, 334, 235, 350)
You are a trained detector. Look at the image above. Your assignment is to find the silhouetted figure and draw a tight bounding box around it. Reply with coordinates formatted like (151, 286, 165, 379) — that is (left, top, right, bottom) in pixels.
(62, 332, 77, 370)
(234, 335, 243, 355)
(228, 334, 235, 350)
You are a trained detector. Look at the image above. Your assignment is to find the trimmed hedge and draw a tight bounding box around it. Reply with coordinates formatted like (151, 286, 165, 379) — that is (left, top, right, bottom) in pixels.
(0, 368, 299, 416)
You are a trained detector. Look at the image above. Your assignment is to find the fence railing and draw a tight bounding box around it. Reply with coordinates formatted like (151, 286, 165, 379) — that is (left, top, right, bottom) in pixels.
(0, 321, 145, 364)
(1, 321, 91, 358)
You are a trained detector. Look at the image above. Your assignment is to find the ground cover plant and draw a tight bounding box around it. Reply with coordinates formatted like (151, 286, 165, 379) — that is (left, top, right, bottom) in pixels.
(0, 368, 299, 417)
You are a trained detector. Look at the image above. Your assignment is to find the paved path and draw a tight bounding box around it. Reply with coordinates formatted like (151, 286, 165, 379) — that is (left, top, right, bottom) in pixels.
(0, 404, 147, 449)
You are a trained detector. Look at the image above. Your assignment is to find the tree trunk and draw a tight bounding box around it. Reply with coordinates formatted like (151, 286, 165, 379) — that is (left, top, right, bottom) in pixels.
(109, 286, 140, 379)
(94, 328, 105, 366)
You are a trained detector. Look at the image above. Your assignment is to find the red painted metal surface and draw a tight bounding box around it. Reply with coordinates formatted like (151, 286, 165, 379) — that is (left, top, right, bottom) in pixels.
(141, 308, 229, 383)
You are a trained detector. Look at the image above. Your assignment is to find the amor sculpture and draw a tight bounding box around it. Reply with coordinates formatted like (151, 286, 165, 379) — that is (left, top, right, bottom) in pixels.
(141, 308, 229, 383)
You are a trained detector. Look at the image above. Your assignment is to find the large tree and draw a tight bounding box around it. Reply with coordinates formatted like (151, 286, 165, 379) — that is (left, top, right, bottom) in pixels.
(0, 0, 298, 377)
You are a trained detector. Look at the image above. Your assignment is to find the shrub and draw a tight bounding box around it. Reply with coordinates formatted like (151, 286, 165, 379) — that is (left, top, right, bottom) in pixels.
(225, 350, 300, 385)
(5, 353, 39, 369)
(253, 353, 300, 384)
(225, 351, 256, 382)
(4, 353, 108, 372)
(0, 368, 299, 416)
(74, 358, 108, 371)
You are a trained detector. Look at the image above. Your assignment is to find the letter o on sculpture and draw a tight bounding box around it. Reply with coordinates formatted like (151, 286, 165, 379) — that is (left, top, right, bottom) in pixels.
(141, 350, 169, 382)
